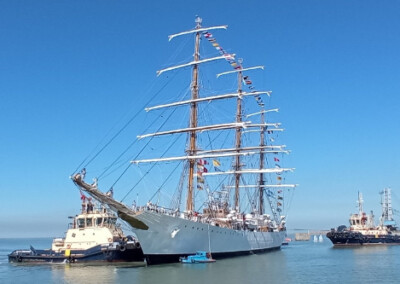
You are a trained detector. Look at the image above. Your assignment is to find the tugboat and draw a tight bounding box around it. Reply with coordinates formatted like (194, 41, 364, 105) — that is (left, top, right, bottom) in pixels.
(327, 189, 400, 245)
(8, 194, 144, 263)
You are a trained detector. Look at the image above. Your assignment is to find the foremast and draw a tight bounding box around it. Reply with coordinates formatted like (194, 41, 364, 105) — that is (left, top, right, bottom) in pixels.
(186, 17, 201, 212)
(155, 17, 228, 212)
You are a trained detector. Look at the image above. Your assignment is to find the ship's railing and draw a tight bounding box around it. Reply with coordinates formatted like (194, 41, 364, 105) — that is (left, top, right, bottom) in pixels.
(133, 202, 280, 232)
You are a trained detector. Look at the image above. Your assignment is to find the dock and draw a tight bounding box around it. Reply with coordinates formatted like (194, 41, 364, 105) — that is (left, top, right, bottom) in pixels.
(294, 230, 329, 241)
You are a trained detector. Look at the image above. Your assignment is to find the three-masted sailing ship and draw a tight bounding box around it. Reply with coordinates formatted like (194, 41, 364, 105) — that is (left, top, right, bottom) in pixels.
(72, 17, 296, 264)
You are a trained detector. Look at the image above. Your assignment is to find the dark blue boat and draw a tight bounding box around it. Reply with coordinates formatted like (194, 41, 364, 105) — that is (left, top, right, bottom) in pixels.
(327, 190, 400, 246)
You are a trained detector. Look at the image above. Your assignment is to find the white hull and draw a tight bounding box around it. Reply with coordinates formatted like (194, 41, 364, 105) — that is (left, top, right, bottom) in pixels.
(130, 211, 285, 263)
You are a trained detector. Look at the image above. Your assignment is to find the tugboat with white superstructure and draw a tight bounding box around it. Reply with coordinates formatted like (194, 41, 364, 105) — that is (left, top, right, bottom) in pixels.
(8, 194, 144, 264)
(327, 189, 400, 245)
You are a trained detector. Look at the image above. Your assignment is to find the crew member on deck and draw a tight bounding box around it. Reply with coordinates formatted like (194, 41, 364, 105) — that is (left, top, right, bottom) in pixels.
(87, 198, 94, 213)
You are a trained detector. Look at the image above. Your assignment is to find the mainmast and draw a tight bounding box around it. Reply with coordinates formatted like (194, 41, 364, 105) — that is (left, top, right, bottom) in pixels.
(186, 16, 202, 212)
(234, 59, 243, 210)
(216, 65, 273, 212)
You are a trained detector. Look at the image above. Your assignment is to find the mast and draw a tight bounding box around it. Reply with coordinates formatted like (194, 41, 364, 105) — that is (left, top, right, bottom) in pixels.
(186, 16, 202, 212)
(234, 60, 243, 211)
(216, 65, 271, 212)
(357, 192, 364, 215)
(258, 110, 265, 215)
(381, 188, 394, 224)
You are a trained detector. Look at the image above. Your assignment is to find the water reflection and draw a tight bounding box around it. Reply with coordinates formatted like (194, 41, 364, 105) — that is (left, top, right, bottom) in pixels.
(332, 245, 389, 254)
(9, 241, 400, 284)
(50, 262, 145, 284)
(116, 252, 289, 284)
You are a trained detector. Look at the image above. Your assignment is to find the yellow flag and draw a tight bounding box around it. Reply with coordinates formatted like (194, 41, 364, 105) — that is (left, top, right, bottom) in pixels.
(212, 159, 221, 167)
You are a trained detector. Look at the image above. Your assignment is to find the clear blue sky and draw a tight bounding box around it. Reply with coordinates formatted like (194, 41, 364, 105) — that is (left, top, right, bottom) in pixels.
(1, 0, 400, 238)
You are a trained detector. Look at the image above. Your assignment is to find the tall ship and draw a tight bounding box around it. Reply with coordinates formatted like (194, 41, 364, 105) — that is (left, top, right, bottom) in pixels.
(72, 17, 296, 264)
(9, 195, 144, 263)
(327, 189, 400, 245)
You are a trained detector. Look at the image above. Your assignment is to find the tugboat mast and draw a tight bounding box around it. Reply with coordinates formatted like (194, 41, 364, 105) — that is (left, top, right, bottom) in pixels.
(357, 191, 364, 215)
(380, 188, 394, 225)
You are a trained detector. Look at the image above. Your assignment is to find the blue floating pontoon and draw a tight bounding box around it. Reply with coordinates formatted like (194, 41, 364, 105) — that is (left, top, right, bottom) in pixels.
(179, 251, 216, 264)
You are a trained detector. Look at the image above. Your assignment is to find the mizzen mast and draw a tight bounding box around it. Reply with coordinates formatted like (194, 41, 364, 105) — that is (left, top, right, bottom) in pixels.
(258, 110, 266, 215)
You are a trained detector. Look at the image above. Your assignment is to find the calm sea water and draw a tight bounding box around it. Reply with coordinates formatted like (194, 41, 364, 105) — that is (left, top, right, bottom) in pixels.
(1, 236, 400, 284)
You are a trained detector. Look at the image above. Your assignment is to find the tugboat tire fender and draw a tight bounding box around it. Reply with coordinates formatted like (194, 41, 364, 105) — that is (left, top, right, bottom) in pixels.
(120, 245, 126, 252)
(17, 255, 22, 262)
(135, 242, 141, 249)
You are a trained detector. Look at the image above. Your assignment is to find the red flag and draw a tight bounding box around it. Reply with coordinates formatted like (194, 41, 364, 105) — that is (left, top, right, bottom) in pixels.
(274, 157, 280, 162)
(197, 159, 208, 165)
(80, 190, 86, 201)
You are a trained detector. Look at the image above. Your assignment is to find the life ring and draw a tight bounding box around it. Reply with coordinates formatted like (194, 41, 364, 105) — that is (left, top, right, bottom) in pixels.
(67, 244, 71, 249)
(108, 238, 113, 243)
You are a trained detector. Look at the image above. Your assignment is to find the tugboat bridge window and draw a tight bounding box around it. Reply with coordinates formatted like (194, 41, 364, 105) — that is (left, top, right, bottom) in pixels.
(96, 218, 103, 226)
(103, 217, 117, 227)
(77, 218, 85, 228)
(86, 218, 93, 227)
